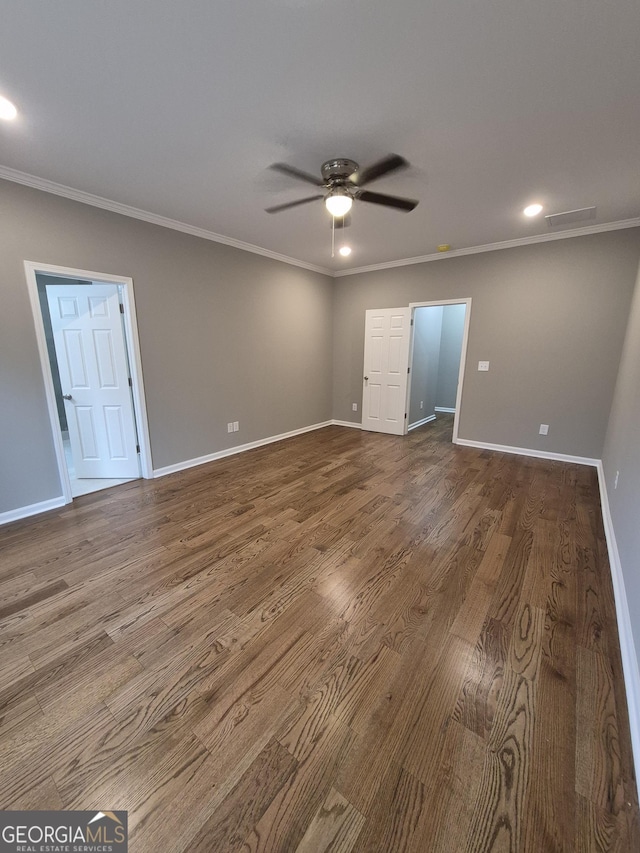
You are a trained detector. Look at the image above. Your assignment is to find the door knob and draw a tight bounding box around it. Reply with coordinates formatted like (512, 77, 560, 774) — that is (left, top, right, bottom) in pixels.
(364, 376, 369, 381)
(62, 394, 73, 400)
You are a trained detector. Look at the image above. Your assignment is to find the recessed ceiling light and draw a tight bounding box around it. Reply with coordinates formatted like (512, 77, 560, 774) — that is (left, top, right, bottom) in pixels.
(0, 95, 17, 121)
(339, 246, 352, 257)
(524, 203, 543, 217)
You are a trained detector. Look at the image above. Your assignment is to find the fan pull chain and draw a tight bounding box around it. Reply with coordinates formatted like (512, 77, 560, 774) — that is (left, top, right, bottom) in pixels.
(331, 215, 335, 258)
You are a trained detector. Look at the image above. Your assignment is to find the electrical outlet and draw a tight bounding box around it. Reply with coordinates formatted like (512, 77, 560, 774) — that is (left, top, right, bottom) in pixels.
(614, 470, 620, 489)
(233, 421, 239, 432)
(352, 402, 358, 411)
(478, 361, 490, 371)
(227, 423, 233, 433)
(539, 424, 549, 435)
(420, 401, 424, 409)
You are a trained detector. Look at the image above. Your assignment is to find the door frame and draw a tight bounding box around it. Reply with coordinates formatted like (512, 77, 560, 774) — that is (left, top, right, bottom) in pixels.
(24, 260, 153, 503)
(408, 298, 472, 443)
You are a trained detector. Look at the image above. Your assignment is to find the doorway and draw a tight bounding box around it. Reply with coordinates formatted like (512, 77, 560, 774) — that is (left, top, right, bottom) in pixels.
(407, 299, 470, 442)
(24, 262, 153, 503)
(361, 298, 471, 441)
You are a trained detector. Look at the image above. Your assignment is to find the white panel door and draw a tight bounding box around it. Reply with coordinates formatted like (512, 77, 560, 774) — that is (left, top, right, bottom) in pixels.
(362, 307, 412, 435)
(47, 283, 140, 478)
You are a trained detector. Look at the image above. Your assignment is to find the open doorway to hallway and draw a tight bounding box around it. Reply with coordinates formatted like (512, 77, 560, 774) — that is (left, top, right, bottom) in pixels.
(408, 301, 468, 438)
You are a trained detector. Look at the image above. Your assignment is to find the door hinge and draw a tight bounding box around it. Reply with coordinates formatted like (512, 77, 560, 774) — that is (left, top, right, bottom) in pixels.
(128, 377, 132, 387)
(407, 367, 410, 374)
(119, 303, 124, 314)
(410, 318, 414, 326)
(136, 444, 140, 453)
(404, 413, 407, 419)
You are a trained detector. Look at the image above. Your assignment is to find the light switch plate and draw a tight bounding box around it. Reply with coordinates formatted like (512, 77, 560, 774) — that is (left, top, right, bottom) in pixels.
(539, 423, 549, 435)
(478, 361, 490, 371)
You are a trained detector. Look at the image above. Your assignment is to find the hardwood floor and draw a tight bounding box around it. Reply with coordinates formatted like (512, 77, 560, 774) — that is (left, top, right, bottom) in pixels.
(1, 415, 638, 851)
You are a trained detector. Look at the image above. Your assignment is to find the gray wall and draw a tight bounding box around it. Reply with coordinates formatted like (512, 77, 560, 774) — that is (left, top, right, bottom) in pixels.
(409, 306, 442, 425)
(603, 259, 640, 664)
(0, 179, 333, 514)
(333, 229, 640, 457)
(436, 303, 466, 410)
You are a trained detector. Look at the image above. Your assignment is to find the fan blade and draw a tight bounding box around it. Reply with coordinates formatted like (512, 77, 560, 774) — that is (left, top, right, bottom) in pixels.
(355, 190, 418, 211)
(269, 162, 324, 186)
(265, 194, 323, 213)
(349, 154, 409, 187)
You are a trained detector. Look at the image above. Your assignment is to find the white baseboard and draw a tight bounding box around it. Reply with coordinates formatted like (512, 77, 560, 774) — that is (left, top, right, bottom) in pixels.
(331, 419, 362, 429)
(454, 437, 599, 467)
(153, 420, 333, 478)
(408, 414, 436, 431)
(596, 462, 640, 789)
(0, 495, 66, 526)
(435, 406, 456, 413)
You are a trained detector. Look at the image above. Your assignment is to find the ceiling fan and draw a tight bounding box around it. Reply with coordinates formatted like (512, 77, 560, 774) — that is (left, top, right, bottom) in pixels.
(265, 154, 419, 217)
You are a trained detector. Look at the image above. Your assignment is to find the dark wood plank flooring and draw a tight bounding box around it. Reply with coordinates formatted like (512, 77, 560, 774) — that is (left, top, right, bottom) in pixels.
(1, 416, 638, 851)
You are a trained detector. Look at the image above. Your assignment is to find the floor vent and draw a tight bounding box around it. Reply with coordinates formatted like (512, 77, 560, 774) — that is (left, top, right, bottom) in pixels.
(545, 206, 596, 227)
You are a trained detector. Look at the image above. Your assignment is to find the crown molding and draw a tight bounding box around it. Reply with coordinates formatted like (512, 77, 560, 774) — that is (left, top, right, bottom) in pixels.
(2, 164, 638, 279)
(334, 217, 640, 277)
(0, 165, 331, 277)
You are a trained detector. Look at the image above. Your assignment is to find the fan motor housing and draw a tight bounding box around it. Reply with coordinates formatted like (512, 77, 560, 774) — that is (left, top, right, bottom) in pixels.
(321, 159, 359, 185)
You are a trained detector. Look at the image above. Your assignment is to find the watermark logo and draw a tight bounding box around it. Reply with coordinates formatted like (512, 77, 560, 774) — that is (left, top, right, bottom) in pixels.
(0, 810, 127, 852)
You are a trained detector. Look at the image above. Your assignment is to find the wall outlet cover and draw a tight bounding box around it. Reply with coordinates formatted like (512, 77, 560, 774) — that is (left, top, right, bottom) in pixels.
(352, 402, 358, 411)
(478, 361, 490, 371)
(539, 423, 549, 435)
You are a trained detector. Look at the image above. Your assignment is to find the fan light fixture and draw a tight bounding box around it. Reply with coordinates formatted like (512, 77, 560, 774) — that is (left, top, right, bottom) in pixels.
(325, 190, 353, 217)
(524, 203, 543, 217)
(339, 246, 352, 257)
(265, 154, 418, 216)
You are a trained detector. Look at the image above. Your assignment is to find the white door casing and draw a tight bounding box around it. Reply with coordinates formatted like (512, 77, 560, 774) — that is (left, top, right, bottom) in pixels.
(362, 307, 412, 435)
(46, 282, 140, 478)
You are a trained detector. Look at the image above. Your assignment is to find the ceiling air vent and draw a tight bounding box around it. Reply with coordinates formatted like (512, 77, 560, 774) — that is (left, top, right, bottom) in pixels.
(545, 206, 596, 227)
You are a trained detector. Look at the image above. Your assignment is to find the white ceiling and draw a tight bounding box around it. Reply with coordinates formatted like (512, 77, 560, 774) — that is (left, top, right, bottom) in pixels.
(1, 0, 639, 273)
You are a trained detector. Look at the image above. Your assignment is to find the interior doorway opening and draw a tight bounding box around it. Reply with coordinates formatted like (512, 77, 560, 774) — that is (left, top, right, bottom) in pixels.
(361, 298, 470, 441)
(38, 275, 138, 497)
(407, 298, 471, 443)
(24, 261, 153, 505)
